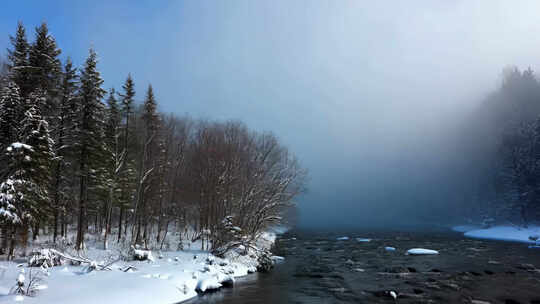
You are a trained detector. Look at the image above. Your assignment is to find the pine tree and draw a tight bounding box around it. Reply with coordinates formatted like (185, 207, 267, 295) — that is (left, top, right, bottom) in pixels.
(73, 49, 106, 250)
(50, 58, 78, 242)
(0, 82, 23, 153)
(0, 57, 8, 89)
(28, 22, 62, 117)
(120, 75, 135, 150)
(133, 84, 161, 245)
(142, 85, 159, 133)
(0, 97, 54, 256)
(100, 88, 121, 249)
(117, 74, 136, 242)
(6, 22, 32, 97)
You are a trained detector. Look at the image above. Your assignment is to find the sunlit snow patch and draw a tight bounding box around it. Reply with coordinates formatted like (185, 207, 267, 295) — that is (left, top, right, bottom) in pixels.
(356, 238, 371, 242)
(336, 236, 349, 241)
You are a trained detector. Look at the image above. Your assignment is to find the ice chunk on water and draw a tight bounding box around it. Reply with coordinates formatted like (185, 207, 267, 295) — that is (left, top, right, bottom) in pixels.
(406, 248, 439, 255)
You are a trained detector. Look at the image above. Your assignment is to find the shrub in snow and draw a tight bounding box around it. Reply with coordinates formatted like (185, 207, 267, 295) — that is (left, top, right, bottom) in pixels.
(11, 270, 25, 295)
(130, 246, 154, 262)
(234, 245, 247, 255)
(10, 269, 43, 297)
(206, 255, 215, 265)
(256, 250, 274, 272)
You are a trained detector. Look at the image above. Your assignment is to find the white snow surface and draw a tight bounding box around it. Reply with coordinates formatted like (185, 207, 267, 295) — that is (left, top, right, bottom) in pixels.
(336, 236, 349, 241)
(406, 248, 439, 255)
(462, 225, 540, 244)
(0, 233, 277, 304)
(9, 143, 32, 150)
(355, 238, 371, 242)
(384, 246, 396, 252)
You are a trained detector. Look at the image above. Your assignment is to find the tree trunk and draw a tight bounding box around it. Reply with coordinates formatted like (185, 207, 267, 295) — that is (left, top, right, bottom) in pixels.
(117, 206, 123, 243)
(7, 226, 16, 260)
(76, 171, 86, 251)
(160, 219, 170, 250)
(32, 221, 39, 241)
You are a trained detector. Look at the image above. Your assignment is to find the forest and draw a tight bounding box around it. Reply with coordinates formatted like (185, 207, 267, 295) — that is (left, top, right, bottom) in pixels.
(459, 66, 540, 227)
(0, 22, 307, 258)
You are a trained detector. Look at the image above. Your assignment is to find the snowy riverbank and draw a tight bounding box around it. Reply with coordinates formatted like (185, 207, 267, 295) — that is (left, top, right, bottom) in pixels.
(453, 225, 540, 244)
(0, 231, 280, 304)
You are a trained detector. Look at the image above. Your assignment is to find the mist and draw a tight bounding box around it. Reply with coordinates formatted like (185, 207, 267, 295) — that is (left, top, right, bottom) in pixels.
(3, 0, 540, 229)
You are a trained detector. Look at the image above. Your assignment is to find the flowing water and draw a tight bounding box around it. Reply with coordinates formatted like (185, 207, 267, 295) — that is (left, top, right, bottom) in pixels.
(185, 230, 540, 304)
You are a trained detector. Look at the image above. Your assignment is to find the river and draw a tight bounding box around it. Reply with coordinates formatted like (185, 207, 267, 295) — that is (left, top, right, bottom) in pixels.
(185, 229, 540, 304)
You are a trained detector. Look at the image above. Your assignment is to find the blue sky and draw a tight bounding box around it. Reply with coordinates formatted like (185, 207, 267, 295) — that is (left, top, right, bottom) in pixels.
(4, 1, 540, 227)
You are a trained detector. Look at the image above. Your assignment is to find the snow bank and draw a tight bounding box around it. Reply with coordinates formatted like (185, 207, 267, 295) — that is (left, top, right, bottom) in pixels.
(196, 277, 222, 293)
(336, 236, 349, 241)
(0, 232, 279, 304)
(406, 248, 439, 255)
(463, 225, 540, 244)
(356, 238, 371, 242)
(384, 246, 396, 252)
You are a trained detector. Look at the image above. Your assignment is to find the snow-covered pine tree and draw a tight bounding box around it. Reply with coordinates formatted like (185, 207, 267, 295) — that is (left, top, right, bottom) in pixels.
(117, 74, 136, 242)
(73, 49, 106, 251)
(0, 57, 8, 90)
(7, 22, 32, 98)
(0, 81, 22, 253)
(0, 82, 23, 154)
(28, 22, 62, 118)
(50, 58, 78, 243)
(0, 95, 54, 257)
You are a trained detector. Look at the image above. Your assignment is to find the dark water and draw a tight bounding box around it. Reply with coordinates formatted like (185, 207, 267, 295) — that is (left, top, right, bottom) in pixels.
(186, 230, 540, 304)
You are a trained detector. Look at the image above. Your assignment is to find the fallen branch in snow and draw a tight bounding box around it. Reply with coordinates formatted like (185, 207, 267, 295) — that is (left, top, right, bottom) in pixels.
(28, 249, 63, 267)
(47, 249, 113, 271)
(121, 265, 138, 272)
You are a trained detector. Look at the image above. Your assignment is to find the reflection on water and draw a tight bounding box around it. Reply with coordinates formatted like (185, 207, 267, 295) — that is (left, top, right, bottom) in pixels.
(185, 230, 540, 304)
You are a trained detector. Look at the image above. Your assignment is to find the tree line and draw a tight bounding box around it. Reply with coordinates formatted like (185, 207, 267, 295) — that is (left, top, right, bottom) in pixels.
(0, 22, 307, 258)
(458, 66, 540, 227)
